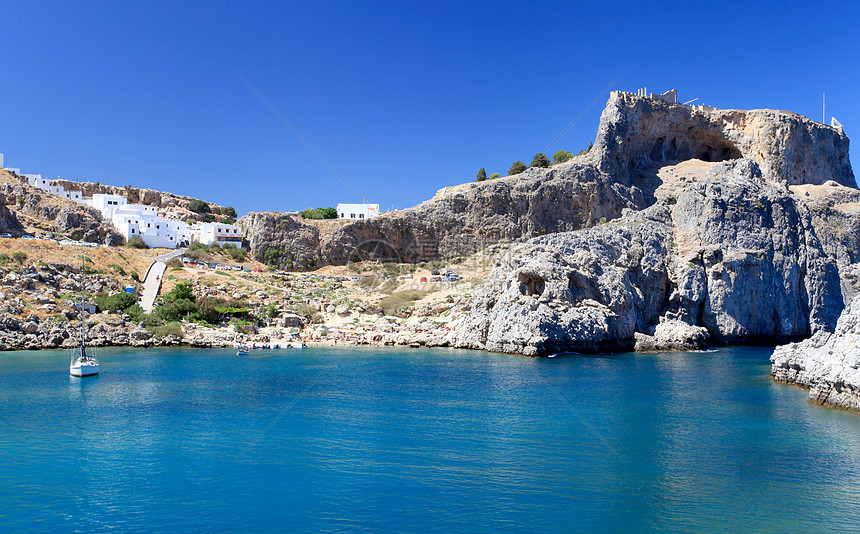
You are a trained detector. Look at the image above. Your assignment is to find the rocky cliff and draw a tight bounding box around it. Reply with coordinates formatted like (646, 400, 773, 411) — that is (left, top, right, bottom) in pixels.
(771, 295, 860, 412)
(0, 171, 123, 244)
(449, 159, 844, 355)
(52, 179, 229, 214)
(241, 92, 853, 269)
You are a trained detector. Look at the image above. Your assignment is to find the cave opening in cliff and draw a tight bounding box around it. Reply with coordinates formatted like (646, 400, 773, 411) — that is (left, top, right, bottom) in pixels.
(518, 273, 545, 297)
(695, 142, 742, 163)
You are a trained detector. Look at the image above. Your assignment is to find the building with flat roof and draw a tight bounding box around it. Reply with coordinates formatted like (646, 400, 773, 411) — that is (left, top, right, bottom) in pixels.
(337, 203, 380, 220)
(196, 222, 243, 248)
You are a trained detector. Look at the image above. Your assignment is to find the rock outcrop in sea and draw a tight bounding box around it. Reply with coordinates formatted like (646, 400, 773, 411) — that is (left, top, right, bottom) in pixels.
(445, 93, 854, 355)
(771, 295, 860, 412)
(448, 159, 844, 355)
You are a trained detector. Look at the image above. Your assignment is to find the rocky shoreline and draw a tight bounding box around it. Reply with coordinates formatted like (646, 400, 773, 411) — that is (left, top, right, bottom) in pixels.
(771, 296, 860, 412)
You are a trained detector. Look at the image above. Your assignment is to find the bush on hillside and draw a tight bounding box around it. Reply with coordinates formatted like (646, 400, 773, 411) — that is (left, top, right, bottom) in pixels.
(553, 150, 574, 164)
(508, 161, 527, 176)
(476, 168, 487, 182)
(489, 172, 501, 180)
(530, 152, 551, 168)
(188, 200, 210, 214)
(221, 206, 237, 218)
(299, 207, 337, 219)
(126, 236, 149, 249)
(94, 291, 138, 314)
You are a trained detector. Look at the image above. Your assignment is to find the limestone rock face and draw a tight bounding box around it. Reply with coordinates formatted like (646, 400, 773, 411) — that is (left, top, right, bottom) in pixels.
(241, 93, 851, 270)
(0, 180, 122, 243)
(450, 159, 844, 355)
(450, 204, 676, 355)
(0, 194, 23, 233)
(771, 295, 860, 412)
(595, 92, 854, 188)
(238, 212, 322, 270)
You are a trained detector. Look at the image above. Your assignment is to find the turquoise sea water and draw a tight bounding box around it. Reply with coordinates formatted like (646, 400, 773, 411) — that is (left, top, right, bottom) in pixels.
(0, 346, 858, 532)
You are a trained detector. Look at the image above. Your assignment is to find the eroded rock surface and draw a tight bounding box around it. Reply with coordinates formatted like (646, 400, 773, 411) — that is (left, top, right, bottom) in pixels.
(771, 295, 860, 412)
(450, 159, 844, 355)
(241, 92, 853, 271)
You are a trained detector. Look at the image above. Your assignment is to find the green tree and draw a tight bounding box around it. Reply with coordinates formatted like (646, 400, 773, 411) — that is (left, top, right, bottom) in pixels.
(188, 200, 210, 214)
(221, 206, 238, 219)
(553, 150, 574, 164)
(154, 282, 197, 322)
(489, 172, 501, 180)
(530, 152, 551, 168)
(476, 168, 487, 182)
(508, 161, 527, 176)
(299, 207, 337, 219)
(126, 236, 149, 249)
(94, 291, 137, 314)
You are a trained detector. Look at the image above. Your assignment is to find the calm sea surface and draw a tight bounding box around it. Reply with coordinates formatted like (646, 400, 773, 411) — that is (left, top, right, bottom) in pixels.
(0, 346, 858, 532)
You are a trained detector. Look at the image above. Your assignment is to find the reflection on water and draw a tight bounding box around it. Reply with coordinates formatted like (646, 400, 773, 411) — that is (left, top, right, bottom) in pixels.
(0, 346, 858, 532)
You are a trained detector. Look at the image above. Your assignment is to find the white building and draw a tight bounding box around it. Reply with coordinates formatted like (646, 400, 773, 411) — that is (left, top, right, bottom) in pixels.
(91, 194, 186, 249)
(196, 222, 243, 248)
(92, 193, 129, 219)
(112, 205, 185, 249)
(27, 174, 84, 202)
(337, 203, 380, 220)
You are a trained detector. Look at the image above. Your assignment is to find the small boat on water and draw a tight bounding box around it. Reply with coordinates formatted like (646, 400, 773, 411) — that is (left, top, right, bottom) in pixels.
(236, 344, 250, 355)
(70, 259, 98, 377)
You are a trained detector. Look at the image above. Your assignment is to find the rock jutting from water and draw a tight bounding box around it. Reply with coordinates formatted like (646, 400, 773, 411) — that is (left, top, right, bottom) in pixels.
(448, 158, 845, 355)
(771, 295, 860, 412)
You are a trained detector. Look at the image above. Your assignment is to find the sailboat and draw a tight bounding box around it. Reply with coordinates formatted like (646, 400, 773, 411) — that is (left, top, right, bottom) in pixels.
(70, 259, 99, 377)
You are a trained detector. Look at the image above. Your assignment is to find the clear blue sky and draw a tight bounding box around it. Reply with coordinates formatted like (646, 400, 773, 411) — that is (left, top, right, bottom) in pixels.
(2, 1, 858, 216)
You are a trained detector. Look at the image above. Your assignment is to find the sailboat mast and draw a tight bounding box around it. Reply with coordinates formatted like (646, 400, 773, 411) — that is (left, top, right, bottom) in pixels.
(79, 257, 86, 356)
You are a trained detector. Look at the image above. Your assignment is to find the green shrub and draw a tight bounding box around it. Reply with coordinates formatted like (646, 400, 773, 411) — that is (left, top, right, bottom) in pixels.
(508, 161, 527, 176)
(299, 207, 337, 219)
(489, 172, 501, 180)
(126, 236, 148, 249)
(476, 168, 487, 182)
(530, 153, 551, 168)
(553, 150, 574, 164)
(11, 252, 27, 264)
(125, 304, 144, 322)
(130, 271, 140, 282)
(110, 264, 126, 275)
(148, 322, 184, 339)
(188, 200, 210, 214)
(221, 206, 237, 219)
(94, 291, 137, 314)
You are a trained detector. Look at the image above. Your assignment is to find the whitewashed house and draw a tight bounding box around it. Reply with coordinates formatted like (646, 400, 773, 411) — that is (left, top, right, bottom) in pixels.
(197, 222, 243, 248)
(91, 193, 129, 219)
(25, 174, 84, 202)
(111, 205, 185, 249)
(92, 194, 185, 249)
(337, 203, 380, 220)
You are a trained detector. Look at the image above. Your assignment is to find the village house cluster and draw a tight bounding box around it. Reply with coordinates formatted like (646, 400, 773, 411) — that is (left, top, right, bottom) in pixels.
(1, 153, 242, 250)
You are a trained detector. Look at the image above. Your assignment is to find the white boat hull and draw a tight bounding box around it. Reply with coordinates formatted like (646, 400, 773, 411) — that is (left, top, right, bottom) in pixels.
(70, 362, 99, 377)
